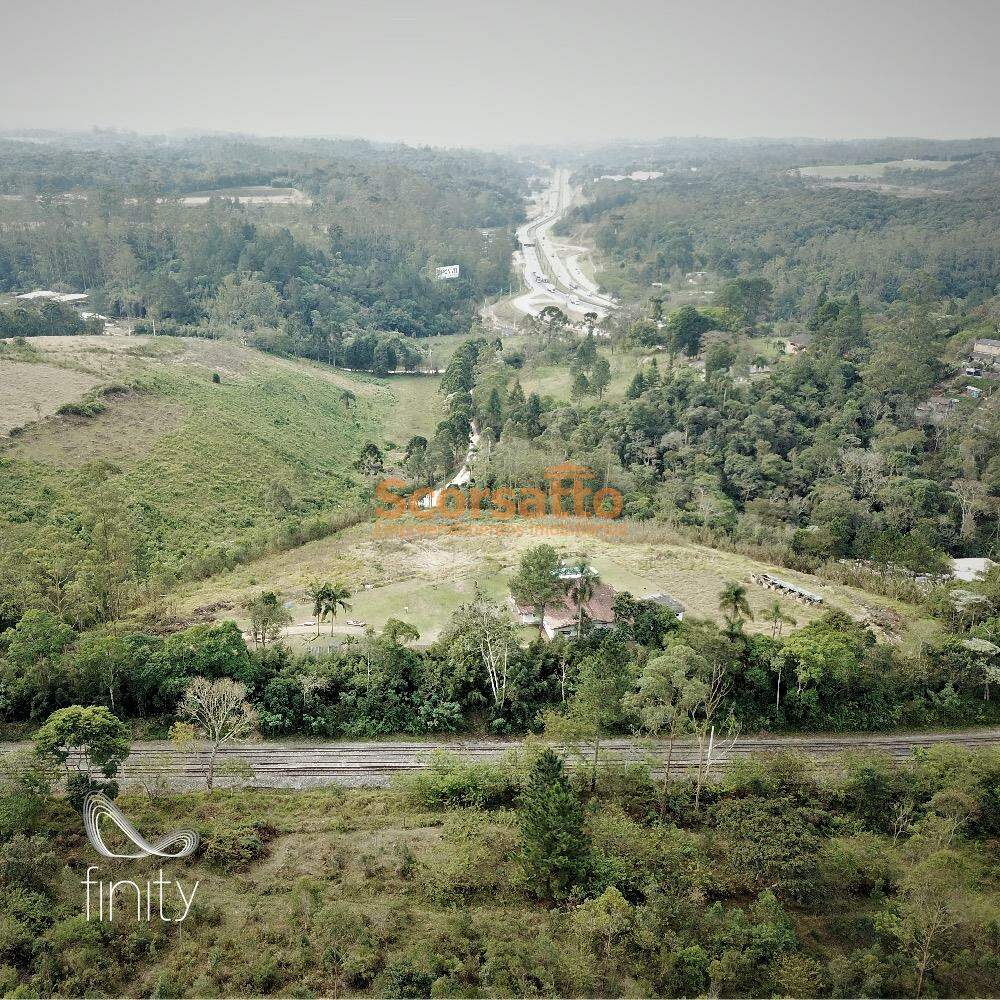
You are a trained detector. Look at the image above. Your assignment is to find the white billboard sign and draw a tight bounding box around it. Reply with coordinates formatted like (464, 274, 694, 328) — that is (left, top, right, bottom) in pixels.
(435, 264, 460, 280)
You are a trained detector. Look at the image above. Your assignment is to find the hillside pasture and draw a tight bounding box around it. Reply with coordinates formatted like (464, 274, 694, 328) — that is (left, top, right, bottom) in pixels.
(175, 186, 311, 205)
(798, 159, 960, 179)
(0, 335, 385, 577)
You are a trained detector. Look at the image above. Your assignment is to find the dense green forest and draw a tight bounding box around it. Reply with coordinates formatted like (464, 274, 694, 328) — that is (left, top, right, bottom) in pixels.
(0, 132, 529, 346)
(557, 138, 1000, 309)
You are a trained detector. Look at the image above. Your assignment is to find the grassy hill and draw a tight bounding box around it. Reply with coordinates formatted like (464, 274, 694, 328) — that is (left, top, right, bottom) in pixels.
(0, 335, 387, 584)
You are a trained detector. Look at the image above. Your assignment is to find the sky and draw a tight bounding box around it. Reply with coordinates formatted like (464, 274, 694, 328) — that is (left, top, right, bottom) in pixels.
(2, 0, 997, 148)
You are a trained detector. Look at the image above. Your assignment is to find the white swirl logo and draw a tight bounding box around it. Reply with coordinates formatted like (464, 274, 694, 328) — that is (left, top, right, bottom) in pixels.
(83, 792, 199, 859)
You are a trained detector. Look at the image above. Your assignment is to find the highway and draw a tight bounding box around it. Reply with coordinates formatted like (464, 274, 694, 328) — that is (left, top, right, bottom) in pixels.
(8, 728, 997, 790)
(512, 168, 617, 321)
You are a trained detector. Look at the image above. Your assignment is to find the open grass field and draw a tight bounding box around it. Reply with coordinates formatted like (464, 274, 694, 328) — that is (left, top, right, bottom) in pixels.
(170, 517, 937, 649)
(0, 357, 100, 433)
(513, 345, 649, 403)
(380, 374, 445, 446)
(798, 159, 960, 179)
(176, 186, 311, 205)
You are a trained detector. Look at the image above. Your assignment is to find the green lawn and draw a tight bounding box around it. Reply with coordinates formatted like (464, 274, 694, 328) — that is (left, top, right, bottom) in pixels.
(518, 347, 649, 402)
(379, 374, 444, 447)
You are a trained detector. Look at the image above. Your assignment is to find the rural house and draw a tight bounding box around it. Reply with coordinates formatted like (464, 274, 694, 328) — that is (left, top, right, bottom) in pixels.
(509, 596, 542, 625)
(641, 593, 686, 620)
(541, 582, 617, 639)
(971, 338, 1000, 367)
(784, 332, 814, 355)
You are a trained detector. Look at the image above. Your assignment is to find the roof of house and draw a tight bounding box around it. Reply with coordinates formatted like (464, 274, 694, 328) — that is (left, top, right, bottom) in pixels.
(509, 595, 537, 617)
(543, 582, 617, 630)
(952, 557, 997, 582)
(973, 338, 1000, 350)
(787, 332, 814, 348)
(641, 592, 685, 615)
(556, 561, 595, 580)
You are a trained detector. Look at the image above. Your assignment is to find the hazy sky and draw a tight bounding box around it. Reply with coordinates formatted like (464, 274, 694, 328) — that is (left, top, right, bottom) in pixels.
(2, 0, 997, 147)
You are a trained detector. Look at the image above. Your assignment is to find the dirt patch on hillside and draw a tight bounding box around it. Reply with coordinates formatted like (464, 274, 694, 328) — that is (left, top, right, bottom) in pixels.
(3, 391, 187, 467)
(0, 360, 101, 435)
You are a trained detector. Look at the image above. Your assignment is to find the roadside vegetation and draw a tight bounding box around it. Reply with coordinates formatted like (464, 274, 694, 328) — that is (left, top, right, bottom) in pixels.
(2, 739, 999, 997)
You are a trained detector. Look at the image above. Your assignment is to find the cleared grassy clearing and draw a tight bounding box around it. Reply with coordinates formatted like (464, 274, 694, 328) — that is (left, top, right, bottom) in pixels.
(0, 359, 100, 434)
(516, 347, 648, 402)
(172, 518, 935, 647)
(1, 336, 383, 575)
(379, 374, 444, 446)
(798, 159, 960, 179)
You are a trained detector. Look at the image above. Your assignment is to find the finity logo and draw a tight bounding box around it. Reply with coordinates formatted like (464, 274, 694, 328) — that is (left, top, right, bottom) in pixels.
(82, 793, 201, 923)
(83, 792, 199, 858)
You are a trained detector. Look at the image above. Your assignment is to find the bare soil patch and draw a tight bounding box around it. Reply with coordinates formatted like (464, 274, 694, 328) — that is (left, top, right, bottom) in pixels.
(3, 391, 187, 467)
(0, 360, 100, 435)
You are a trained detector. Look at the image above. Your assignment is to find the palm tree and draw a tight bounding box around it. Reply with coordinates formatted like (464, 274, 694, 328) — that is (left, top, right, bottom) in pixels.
(306, 580, 331, 639)
(718, 581, 753, 635)
(569, 560, 600, 637)
(765, 599, 795, 638)
(322, 584, 353, 635)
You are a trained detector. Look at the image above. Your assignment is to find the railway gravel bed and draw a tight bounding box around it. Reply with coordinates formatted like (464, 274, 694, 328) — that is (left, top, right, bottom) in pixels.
(5, 729, 997, 790)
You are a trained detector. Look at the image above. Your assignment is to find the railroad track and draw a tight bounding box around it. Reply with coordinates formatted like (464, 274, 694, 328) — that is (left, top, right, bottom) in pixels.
(5, 730, 997, 789)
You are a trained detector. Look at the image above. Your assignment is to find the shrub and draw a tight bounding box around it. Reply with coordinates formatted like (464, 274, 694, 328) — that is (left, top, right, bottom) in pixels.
(709, 795, 827, 900)
(417, 809, 518, 902)
(201, 821, 273, 869)
(396, 750, 522, 809)
(589, 807, 702, 902)
(818, 834, 900, 896)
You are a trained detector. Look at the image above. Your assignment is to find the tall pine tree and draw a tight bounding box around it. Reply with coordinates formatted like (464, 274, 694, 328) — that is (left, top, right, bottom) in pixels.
(519, 749, 591, 902)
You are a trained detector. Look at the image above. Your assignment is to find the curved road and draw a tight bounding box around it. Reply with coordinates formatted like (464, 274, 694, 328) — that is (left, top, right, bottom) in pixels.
(7, 729, 996, 790)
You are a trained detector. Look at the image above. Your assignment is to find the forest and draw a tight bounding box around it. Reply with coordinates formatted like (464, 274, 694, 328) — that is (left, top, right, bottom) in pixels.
(558, 138, 1000, 310)
(0, 132, 529, 348)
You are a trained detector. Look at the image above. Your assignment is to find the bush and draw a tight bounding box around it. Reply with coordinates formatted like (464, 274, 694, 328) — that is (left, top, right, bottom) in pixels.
(201, 821, 273, 869)
(417, 809, 518, 902)
(709, 795, 827, 901)
(818, 834, 900, 896)
(397, 750, 522, 809)
(589, 807, 702, 902)
(56, 399, 106, 418)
